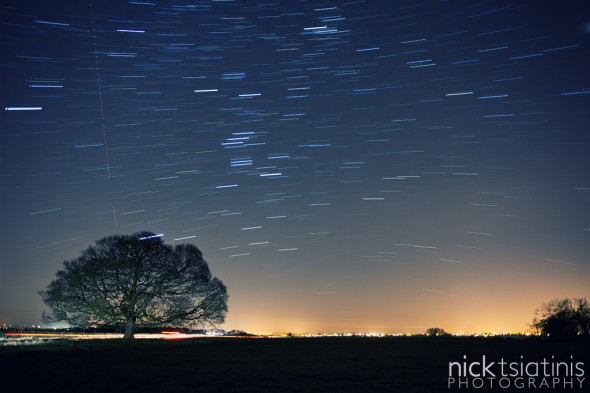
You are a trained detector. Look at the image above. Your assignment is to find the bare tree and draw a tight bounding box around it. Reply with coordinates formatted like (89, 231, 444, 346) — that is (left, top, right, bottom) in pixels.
(532, 297, 590, 338)
(40, 232, 228, 340)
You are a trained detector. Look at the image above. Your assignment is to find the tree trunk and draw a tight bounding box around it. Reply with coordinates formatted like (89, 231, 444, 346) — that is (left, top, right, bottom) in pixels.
(123, 315, 136, 341)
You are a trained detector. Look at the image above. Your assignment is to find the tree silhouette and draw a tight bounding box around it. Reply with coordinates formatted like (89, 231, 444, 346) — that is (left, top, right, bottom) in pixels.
(532, 297, 590, 338)
(425, 327, 449, 337)
(40, 232, 228, 340)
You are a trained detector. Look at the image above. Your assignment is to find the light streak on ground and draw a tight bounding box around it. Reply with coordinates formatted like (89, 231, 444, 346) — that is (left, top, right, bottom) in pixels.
(0, 332, 224, 345)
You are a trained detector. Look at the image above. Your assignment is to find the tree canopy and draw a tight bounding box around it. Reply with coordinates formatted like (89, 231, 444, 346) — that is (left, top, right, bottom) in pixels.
(532, 297, 590, 338)
(40, 232, 228, 340)
(425, 327, 449, 337)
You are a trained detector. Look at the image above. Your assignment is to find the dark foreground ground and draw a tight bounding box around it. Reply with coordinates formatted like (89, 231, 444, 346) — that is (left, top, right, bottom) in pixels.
(1, 337, 589, 393)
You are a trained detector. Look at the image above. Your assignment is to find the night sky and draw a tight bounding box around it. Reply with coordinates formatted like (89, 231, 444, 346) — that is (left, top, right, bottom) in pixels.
(1, 0, 589, 334)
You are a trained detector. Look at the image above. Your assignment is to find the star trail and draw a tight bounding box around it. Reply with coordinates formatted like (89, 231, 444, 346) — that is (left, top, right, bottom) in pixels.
(1, 0, 589, 334)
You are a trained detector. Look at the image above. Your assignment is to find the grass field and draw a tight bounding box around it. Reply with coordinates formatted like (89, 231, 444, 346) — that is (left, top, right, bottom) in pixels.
(1, 337, 588, 392)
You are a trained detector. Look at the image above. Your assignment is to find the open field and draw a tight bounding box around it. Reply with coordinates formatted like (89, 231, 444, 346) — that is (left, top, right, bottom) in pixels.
(1, 337, 589, 392)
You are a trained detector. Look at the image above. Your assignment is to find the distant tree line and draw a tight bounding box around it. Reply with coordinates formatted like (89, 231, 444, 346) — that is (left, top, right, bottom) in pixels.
(423, 297, 589, 339)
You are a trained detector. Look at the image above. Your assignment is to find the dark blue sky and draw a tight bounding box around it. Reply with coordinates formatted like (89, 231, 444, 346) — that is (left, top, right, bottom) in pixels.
(1, 0, 589, 333)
